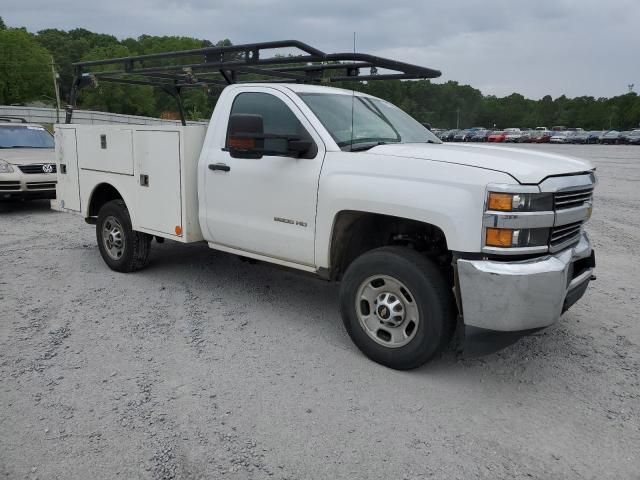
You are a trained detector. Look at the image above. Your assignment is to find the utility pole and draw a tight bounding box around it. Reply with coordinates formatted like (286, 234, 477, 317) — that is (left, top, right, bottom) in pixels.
(456, 108, 460, 129)
(50, 56, 61, 123)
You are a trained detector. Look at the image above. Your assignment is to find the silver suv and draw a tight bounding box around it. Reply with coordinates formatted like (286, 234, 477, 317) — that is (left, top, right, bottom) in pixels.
(0, 117, 57, 201)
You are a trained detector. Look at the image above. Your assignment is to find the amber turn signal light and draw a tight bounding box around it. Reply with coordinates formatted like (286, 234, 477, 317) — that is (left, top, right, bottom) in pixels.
(228, 136, 255, 149)
(487, 192, 514, 211)
(175, 225, 183, 236)
(485, 227, 513, 247)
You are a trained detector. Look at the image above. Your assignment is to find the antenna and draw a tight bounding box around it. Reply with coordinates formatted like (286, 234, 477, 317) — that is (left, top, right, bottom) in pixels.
(349, 32, 356, 150)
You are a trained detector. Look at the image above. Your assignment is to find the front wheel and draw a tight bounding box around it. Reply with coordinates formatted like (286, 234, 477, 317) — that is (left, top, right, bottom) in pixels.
(96, 199, 151, 272)
(340, 247, 454, 370)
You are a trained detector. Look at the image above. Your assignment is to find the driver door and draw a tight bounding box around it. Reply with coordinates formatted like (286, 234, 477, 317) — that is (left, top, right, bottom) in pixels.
(202, 88, 325, 267)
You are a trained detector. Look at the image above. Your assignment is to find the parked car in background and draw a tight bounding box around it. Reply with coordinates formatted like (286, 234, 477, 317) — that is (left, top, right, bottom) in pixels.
(621, 130, 640, 144)
(569, 131, 601, 144)
(599, 130, 621, 144)
(531, 131, 552, 143)
(550, 132, 571, 143)
(0, 117, 57, 201)
(440, 129, 458, 142)
(440, 129, 460, 142)
(453, 129, 475, 142)
(488, 131, 507, 142)
(505, 131, 526, 143)
(586, 131, 603, 143)
(617, 131, 632, 143)
(517, 131, 533, 143)
(470, 129, 491, 142)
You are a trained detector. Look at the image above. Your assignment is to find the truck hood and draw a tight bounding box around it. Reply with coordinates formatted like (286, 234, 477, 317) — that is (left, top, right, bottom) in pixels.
(368, 143, 593, 184)
(0, 148, 55, 165)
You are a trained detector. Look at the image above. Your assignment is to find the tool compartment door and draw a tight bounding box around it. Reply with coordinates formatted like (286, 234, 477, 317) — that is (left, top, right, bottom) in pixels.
(76, 128, 134, 175)
(134, 130, 182, 236)
(54, 128, 81, 212)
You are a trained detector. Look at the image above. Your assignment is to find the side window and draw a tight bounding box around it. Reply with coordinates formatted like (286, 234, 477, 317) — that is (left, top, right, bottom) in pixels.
(227, 92, 315, 156)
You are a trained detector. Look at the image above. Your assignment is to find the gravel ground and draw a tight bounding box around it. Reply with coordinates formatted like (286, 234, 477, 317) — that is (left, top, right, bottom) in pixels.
(1, 144, 639, 479)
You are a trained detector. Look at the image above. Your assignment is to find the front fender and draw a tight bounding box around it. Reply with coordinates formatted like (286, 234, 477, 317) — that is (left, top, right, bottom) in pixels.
(314, 152, 514, 268)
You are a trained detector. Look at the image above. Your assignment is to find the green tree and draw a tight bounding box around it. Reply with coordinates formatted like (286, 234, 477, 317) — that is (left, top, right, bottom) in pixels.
(35, 28, 119, 101)
(0, 28, 53, 104)
(77, 44, 155, 116)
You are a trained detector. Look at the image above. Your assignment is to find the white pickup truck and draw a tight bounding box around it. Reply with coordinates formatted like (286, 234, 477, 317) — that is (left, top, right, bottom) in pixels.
(55, 43, 596, 369)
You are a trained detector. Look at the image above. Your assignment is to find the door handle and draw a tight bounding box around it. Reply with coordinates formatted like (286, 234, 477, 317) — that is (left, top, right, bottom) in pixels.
(209, 163, 231, 172)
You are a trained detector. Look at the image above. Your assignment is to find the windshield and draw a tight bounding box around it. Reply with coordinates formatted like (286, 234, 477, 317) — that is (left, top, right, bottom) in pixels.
(0, 126, 54, 148)
(298, 93, 441, 150)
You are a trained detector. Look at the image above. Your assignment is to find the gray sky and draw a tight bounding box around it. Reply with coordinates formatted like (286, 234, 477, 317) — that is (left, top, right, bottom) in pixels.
(4, 0, 639, 99)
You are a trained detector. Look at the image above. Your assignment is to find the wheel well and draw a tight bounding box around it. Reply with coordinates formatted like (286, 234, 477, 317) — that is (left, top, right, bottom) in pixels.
(88, 183, 124, 218)
(329, 211, 450, 281)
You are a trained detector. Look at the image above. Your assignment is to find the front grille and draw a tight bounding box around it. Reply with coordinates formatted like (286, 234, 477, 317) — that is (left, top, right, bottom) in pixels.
(17, 164, 57, 174)
(0, 181, 21, 191)
(26, 182, 56, 190)
(550, 221, 583, 249)
(554, 187, 593, 210)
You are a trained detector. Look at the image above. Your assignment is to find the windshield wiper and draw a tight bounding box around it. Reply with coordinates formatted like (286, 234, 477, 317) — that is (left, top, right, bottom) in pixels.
(349, 141, 390, 152)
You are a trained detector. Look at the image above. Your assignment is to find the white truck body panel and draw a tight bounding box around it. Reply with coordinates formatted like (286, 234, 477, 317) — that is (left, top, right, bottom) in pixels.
(55, 124, 206, 243)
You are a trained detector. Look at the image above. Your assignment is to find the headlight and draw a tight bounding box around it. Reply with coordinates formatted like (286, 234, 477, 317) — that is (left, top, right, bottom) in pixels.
(0, 161, 14, 173)
(485, 227, 550, 248)
(487, 191, 553, 212)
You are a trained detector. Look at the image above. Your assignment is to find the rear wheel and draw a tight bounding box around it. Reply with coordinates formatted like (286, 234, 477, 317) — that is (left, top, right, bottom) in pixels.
(340, 246, 454, 370)
(96, 199, 151, 272)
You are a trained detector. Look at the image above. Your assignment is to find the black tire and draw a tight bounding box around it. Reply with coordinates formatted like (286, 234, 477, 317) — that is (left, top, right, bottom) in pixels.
(339, 246, 454, 370)
(96, 199, 151, 272)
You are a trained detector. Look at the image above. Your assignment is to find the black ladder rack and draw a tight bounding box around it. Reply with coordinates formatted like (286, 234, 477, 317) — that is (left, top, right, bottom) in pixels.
(65, 40, 441, 125)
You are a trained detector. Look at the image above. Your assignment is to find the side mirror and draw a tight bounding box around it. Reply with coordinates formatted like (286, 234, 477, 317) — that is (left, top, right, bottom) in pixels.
(226, 113, 316, 159)
(227, 114, 264, 158)
(287, 139, 313, 157)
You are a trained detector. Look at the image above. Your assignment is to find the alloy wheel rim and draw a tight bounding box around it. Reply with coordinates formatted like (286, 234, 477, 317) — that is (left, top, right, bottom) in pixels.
(102, 216, 125, 260)
(355, 275, 420, 348)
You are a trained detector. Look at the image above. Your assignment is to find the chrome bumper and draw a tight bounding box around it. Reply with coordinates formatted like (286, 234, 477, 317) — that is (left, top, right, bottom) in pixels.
(456, 232, 594, 331)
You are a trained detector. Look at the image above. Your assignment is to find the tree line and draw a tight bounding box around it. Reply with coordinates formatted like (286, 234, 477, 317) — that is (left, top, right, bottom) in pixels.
(1, 18, 639, 130)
